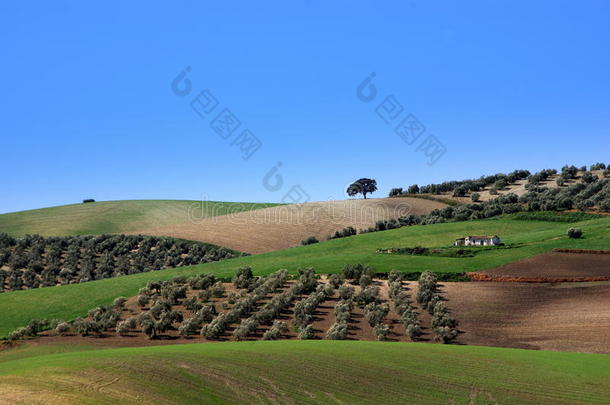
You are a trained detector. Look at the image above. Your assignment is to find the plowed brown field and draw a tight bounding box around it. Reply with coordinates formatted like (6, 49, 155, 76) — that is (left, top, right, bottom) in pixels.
(140, 198, 446, 253)
(469, 251, 610, 282)
(442, 281, 610, 353)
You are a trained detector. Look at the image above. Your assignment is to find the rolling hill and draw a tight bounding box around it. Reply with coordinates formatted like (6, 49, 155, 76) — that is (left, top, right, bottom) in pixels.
(396, 169, 607, 204)
(0, 200, 281, 237)
(2, 213, 609, 337)
(140, 197, 446, 253)
(0, 198, 446, 254)
(1, 341, 609, 404)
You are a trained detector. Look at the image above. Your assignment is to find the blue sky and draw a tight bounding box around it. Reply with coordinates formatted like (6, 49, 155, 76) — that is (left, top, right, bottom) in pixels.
(1, 1, 609, 213)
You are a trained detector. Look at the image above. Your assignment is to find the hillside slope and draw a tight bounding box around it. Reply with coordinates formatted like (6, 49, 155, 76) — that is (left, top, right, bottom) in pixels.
(2, 214, 609, 337)
(1, 341, 609, 404)
(140, 198, 446, 253)
(0, 200, 280, 236)
(400, 169, 607, 204)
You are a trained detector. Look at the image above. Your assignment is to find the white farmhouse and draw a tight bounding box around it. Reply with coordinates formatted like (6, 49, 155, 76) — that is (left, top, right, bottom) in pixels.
(454, 235, 501, 246)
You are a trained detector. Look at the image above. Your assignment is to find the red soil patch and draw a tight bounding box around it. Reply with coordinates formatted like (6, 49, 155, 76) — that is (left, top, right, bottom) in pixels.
(443, 281, 610, 353)
(552, 248, 610, 254)
(469, 251, 610, 282)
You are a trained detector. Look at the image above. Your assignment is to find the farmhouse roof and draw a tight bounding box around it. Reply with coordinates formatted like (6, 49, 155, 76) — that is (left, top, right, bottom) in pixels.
(466, 235, 498, 239)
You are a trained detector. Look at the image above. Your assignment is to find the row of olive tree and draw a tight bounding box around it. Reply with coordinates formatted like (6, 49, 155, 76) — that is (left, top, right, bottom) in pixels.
(0, 234, 236, 292)
(416, 272, 459, 343)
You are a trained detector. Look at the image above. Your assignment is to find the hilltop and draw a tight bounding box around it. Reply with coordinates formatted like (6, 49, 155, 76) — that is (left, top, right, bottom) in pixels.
(0, 200, 280, 237)
(140, 198, 446, 253)
(0, 198, 447, 254)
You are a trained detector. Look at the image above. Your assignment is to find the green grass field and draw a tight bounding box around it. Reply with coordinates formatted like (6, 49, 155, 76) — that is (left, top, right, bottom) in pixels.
(0, 199, 280, 236)
(1, 214, 609, 337)
(1, 340, 609, 404)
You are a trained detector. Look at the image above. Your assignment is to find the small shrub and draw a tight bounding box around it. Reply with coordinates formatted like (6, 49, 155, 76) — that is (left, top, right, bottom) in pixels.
(590, 162, 606, 171)
(334, 299, 353, 323)
(74, 318, 102, 337)
(329, 226, 358, 240)
(198, 289, 213, 301)
(435, 326, 458, 343)
(24, 319, 48, 336)
(581, 171, 598, 184)
(116, 320, 131, 336)
(113, 297, 127, 308)
(140, 319, 158, 339)
(432, 313, 458, 329)
(183, 296, 203, 312)
(338, 285, 355, 300)
(406, 323, 423, 340)
(211, 281, 225, 298)
(364, 303, 389, 327)
(359, 273, 373, 288)
(373, 323, 390, 341)
(567, 227, 582, 239)
(188, 274, 216, 290)
(388, 187, 403, 197)
(194, 305, 217, 323)
(298, 324, 315, 340)
(263, 321, 288, 340)
(326, 322, 348, 340)
(55, 322, 71, 336)
(453, 187, 467, 197)
(232, 266, 254, 289)
(388, 270, 402, 283)
(471, 192, 480, 202)
(233, 317, 258, 341)
(7, 327, 29, 341)
(301, 236, 319, 246)
(328, 273, 344, 288)
(406, 184, 420, 194)
(355, 286, 380, 307)
(388, 280, 403, 299)
(137, 294, 149, 307)
(342, 264, 372, 282)
(124, 317, 137, 329)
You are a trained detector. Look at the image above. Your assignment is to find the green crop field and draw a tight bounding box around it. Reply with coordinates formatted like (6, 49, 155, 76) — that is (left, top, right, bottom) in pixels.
(0, 199, 281, 236)
(1, 340, 609, 404)
(1, 213, 609, 337)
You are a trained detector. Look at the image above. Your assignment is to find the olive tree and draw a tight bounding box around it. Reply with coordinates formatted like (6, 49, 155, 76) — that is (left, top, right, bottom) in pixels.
(298, 324, 315, 340)
(373, 323, 390, 341)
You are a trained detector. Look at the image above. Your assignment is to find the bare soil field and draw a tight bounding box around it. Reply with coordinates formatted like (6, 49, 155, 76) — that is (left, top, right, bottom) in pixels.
(140, 198, 446, 254)
(470, 250, 610, 282)
(442, 281, 610, 353)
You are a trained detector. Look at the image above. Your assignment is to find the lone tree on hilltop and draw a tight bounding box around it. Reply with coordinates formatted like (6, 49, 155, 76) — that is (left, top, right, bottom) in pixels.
(347, 178, 377, 199)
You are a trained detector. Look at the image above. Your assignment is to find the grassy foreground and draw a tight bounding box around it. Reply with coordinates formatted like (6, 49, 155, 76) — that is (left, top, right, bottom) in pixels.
(1, 215, 610, 337)
(1, 341, 609, 404)
(0, 199, 280, 236)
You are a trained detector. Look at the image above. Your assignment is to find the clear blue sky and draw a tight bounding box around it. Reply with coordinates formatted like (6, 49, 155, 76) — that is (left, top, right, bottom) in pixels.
(1, 1, 609, 213)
